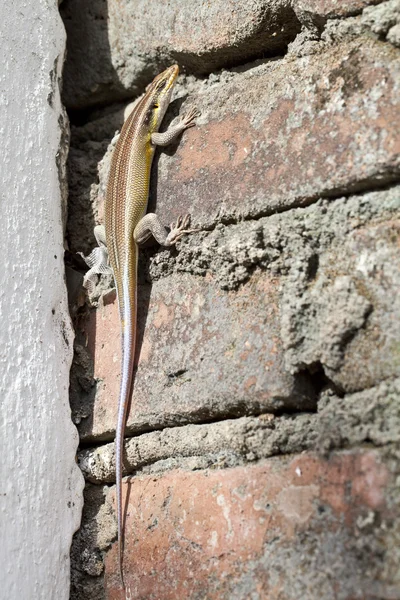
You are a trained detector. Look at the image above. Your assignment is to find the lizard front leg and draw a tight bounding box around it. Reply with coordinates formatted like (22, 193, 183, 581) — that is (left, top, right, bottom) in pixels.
(82, 104, 200, 286)
(134, 213, 197, 247)
(150, 106, 199, 146)
(134, 107, 199, 246)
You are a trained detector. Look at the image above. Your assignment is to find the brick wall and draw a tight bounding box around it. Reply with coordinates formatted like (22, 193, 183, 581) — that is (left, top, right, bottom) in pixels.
(62, 1, 400, 598)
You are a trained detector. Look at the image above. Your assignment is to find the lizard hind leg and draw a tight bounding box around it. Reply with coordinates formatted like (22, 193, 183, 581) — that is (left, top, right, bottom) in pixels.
(133, 213, 198, 247)
(79, 224, 113, 292)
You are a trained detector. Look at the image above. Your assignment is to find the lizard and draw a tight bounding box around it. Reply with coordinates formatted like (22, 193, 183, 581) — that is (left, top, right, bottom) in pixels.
(81, 64, 199, 586)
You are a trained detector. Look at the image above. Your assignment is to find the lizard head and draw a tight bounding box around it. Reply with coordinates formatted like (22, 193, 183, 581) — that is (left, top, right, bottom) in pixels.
(143, 65, 180, 129)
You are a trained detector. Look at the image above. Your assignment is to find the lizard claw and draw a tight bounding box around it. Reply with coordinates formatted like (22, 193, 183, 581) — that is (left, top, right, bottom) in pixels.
(166, 214, 199, 245)
(180, 106, 200, 129)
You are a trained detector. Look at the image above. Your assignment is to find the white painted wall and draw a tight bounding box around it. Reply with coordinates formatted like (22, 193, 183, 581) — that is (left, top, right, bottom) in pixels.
(0, 1, 84, 598)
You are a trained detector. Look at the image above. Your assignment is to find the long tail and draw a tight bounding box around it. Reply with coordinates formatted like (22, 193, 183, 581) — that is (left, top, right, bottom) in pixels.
(115, 256, 138, 587)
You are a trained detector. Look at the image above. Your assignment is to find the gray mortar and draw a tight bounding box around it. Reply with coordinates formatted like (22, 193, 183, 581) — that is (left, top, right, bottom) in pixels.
(71, 440, 400, 600)
(146, 186, 400, 391)
(70, 485, 113, 600)
(79, 378, 400, 484)
(292, 1, 400, 54)
(71, 186, 400, 435)
(362, 0, 400, 45)
(144, 187, 400, 288)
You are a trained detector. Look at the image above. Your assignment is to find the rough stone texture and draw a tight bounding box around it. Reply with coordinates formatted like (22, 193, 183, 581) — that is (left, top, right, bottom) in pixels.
(67, 36, 400, 256)
(0, 1, 84, 599)
(67, 111, 123, 256)
(291, 1, 400, 56)
(64, 3, 400, 598)
(317, 1, 400, 51)
(61, 0, 302, 109)
(61, 0, 387, 109)
(388, 22, 400, 46)
(292, 1, 385, 45)
(279, 195, 400, 392)
(362, 0, 400, 45)
(70, 485, 114, 600)
(70, 186, 400, 442)
(294, 0, 383, 19)
(61, 0, 300, 108)
(73, 271, 315, 443)
(77, 378, 400, 484)
(88, 448, 399, 599)
(152, 38, 400, 231)
(71, 376, 400, 597)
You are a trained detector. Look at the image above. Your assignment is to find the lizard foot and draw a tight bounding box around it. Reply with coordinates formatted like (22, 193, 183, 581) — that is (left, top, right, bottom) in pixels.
(78, 246, 112, 292)
(166, 214, 199, 245)
(180, 106, 200, 129)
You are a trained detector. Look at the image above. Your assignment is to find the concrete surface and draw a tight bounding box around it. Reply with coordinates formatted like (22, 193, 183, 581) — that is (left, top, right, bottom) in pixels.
(0, 1, 84, 598)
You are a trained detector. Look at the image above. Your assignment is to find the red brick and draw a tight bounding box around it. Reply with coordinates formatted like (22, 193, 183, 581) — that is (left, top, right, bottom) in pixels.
(103, 450, 394, 599)
(79, 273, 315, 442)
(152, 39, 400, 229)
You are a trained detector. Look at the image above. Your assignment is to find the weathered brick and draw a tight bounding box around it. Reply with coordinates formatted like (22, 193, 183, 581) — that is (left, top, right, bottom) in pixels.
(61, 0, 301, 109)
(102, 449, 398, 599)
(77, 378, 400, 484)
(61, 0, 386, 109)
(315, 219, 400, 391)
(72, 187, 400, 441)
(281, 210, 400, 392)
(160, 187, 400, 395)
(64, 2, 400, 598)
(294, 0, 382, 20)
(67, 38, 400, 255)
(77, 272, 315, 442)
(151, 38, 400, 230)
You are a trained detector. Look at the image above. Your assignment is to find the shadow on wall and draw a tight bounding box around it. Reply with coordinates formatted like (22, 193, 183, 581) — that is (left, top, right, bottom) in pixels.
(61, 0, 128, 110)
(60, 0, 302, 111)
